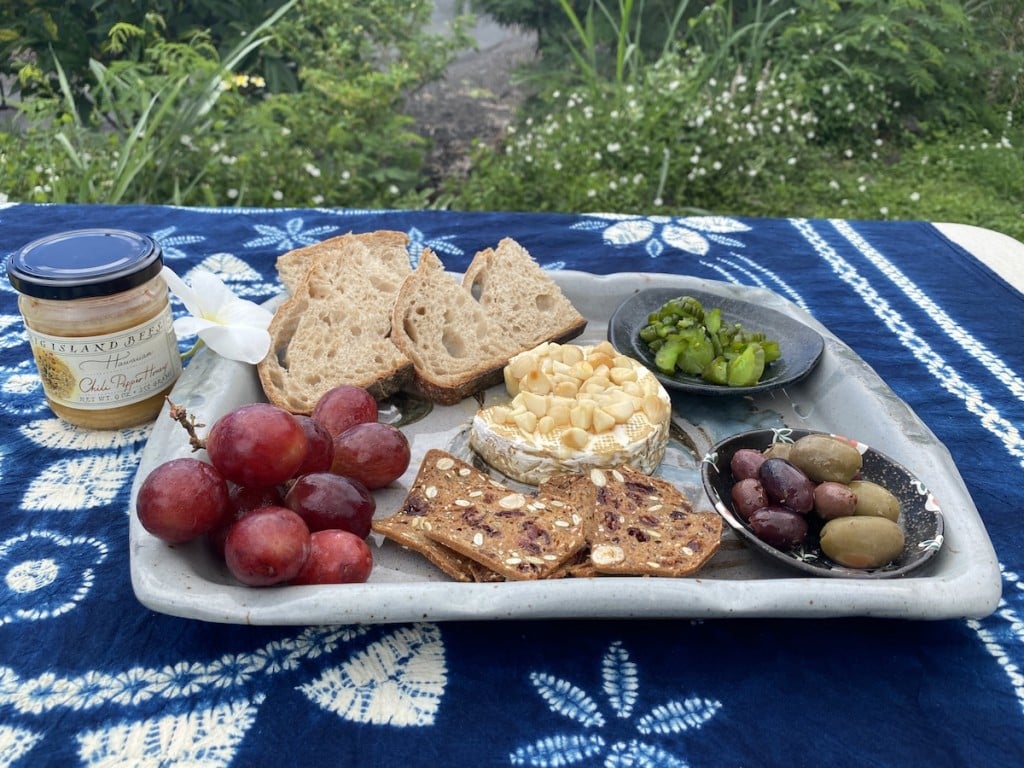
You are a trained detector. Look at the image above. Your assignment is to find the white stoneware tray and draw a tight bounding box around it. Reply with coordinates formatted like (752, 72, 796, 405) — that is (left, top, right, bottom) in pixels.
(129, 272, 1002, 624)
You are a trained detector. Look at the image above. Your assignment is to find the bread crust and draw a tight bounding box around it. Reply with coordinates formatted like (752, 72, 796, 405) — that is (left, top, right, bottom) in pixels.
(389, 250, 521, 405)
(261, 232, 589, 410)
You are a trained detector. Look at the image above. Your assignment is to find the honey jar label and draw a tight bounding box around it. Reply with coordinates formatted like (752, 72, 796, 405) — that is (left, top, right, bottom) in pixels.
(26, 304, 182, 410)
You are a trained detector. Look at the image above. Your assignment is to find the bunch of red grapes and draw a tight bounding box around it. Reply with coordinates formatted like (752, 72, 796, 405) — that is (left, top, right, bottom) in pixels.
(135, 386, 411, 587)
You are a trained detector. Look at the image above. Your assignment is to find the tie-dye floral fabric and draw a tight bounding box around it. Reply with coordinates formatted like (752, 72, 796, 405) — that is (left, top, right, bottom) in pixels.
(1, 203, 1021, 767)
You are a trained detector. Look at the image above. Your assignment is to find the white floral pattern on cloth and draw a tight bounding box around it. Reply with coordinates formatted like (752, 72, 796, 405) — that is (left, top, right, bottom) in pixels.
(148, 226, 207, 262)
(573, 214, 750, 258)
(509, 641, 721, 767)
(1, 623, 445, 765)
(0, 531, 107, 625)
(75, 696, 262, 766)
(243, 216, 343, 252)
(299, 623, 447, 726)
(406, 227, 464, 266)
(0, 724, 43, 766)
(571, 213, 809, 310)
(184, 253, 281, 300)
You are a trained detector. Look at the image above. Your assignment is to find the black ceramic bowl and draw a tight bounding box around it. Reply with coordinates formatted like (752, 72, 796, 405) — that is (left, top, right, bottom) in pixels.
(608, 287, 825, 396)
(700, 428, 944, 578)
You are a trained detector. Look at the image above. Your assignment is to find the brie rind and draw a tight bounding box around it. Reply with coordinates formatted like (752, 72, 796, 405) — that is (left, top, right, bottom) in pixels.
(470, 340, 671, 485)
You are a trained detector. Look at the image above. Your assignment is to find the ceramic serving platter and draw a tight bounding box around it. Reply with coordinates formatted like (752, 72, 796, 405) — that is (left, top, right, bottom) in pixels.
(128, 272, 1002, 624)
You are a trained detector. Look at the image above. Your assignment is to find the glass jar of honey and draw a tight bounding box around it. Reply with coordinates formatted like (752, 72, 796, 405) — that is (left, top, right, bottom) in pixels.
(6, 228, 182, 429)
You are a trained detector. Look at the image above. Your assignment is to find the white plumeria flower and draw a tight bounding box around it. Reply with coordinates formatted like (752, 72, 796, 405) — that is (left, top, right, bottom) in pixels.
(161, 266, 273, 364)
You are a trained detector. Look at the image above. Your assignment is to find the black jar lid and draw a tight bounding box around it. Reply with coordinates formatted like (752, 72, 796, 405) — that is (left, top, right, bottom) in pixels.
(6, 228, 164, 300)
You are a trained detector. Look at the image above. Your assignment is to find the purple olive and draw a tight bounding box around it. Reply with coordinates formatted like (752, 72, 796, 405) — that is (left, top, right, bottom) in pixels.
(749, 506, 809, 549)
(731, 478, 768, 521)
(758, 458, 815, 514)
(730, 448, 766, 481)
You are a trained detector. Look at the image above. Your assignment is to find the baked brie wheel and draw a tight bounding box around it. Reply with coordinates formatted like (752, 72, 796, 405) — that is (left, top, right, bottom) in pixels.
(470, 340, 672, 485)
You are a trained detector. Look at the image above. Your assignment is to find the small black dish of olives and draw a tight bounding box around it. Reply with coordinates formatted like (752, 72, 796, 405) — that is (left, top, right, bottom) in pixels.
(701, 428, 945, 578)
(608, 287, 825, 396)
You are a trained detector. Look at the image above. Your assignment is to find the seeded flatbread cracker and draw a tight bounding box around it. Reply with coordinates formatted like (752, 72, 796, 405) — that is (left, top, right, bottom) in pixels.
(588, 465, 722, 576)
(384, 450, 586, 580)
(371, 513, 502, 583)
(542, 465, 722, 577)
(372, 449, 505, 582)
(421, 488, 587, 581)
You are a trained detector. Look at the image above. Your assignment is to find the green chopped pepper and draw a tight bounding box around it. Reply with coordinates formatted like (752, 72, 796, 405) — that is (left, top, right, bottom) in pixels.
(638, 294, 781, 387)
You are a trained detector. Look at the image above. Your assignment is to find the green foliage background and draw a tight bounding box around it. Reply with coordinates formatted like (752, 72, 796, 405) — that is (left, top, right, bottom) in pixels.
(1, 0, 1022, 242)
(0, 0, 470, 207)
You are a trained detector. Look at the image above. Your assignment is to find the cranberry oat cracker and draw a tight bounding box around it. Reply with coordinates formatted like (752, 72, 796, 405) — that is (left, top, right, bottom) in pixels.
(543, 465, 722, 577)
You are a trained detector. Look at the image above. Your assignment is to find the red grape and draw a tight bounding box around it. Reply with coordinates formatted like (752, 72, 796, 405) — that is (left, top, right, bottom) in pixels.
(292, 415, 335, 476)
(136, 458, 231, 544)
(206, 403, 308, 488)
(207, 484, 286, 557)
(229, 483, 284, 515)
(224, 506, 311, 586)
(290, 529, 373, 585)
(311, 385, 378, 438)
(330, 421, 411, 489)
(284, 472, 375, 538)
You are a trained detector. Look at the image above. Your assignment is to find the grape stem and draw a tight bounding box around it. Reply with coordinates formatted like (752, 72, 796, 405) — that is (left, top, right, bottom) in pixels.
(166, 398, 207, 451)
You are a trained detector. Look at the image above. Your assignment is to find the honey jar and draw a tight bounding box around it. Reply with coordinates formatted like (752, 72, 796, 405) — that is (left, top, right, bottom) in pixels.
(6, 228, 182, 429)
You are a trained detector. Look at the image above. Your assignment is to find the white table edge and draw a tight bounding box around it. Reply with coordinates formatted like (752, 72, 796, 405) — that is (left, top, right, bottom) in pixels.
(934, 222, 1024, 292)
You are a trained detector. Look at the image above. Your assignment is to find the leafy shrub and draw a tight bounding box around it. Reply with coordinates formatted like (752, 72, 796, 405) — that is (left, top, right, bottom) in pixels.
(448, 0, 1023, 225)
(448, 48, 818, 214)
(3, 0, 1022, 245)
(0, 0, 293, 107)
(0, 0, 471, 207)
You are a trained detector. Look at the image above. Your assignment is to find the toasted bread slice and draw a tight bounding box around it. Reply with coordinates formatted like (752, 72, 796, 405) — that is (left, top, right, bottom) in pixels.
(257, 231, 414, 413)
(462, 237, 587, 347)
(390, 250, 522, 405)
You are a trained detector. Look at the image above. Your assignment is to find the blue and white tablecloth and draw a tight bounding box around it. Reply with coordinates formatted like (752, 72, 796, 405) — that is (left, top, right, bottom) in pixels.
(1, 203, 1022, 767)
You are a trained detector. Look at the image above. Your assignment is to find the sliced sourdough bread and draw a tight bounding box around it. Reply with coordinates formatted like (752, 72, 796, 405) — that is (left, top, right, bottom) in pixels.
(275, 234, 350, 294)
(462, 237, 587, 347)
(389, 250, 523, 405)
(390, 240, 588, 405)
(257, 231, 414, 413)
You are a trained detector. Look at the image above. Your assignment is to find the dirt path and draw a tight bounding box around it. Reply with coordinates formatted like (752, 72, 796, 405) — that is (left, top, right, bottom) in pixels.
(405, 25, 537, 192)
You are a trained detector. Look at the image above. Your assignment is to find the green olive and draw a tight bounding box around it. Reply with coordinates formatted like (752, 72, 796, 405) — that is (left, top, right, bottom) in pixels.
(848, 479, 901, 522)
(762, 442, 792, 461)
(819, 516, 905, 568)
(787, 434, 863, 483)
